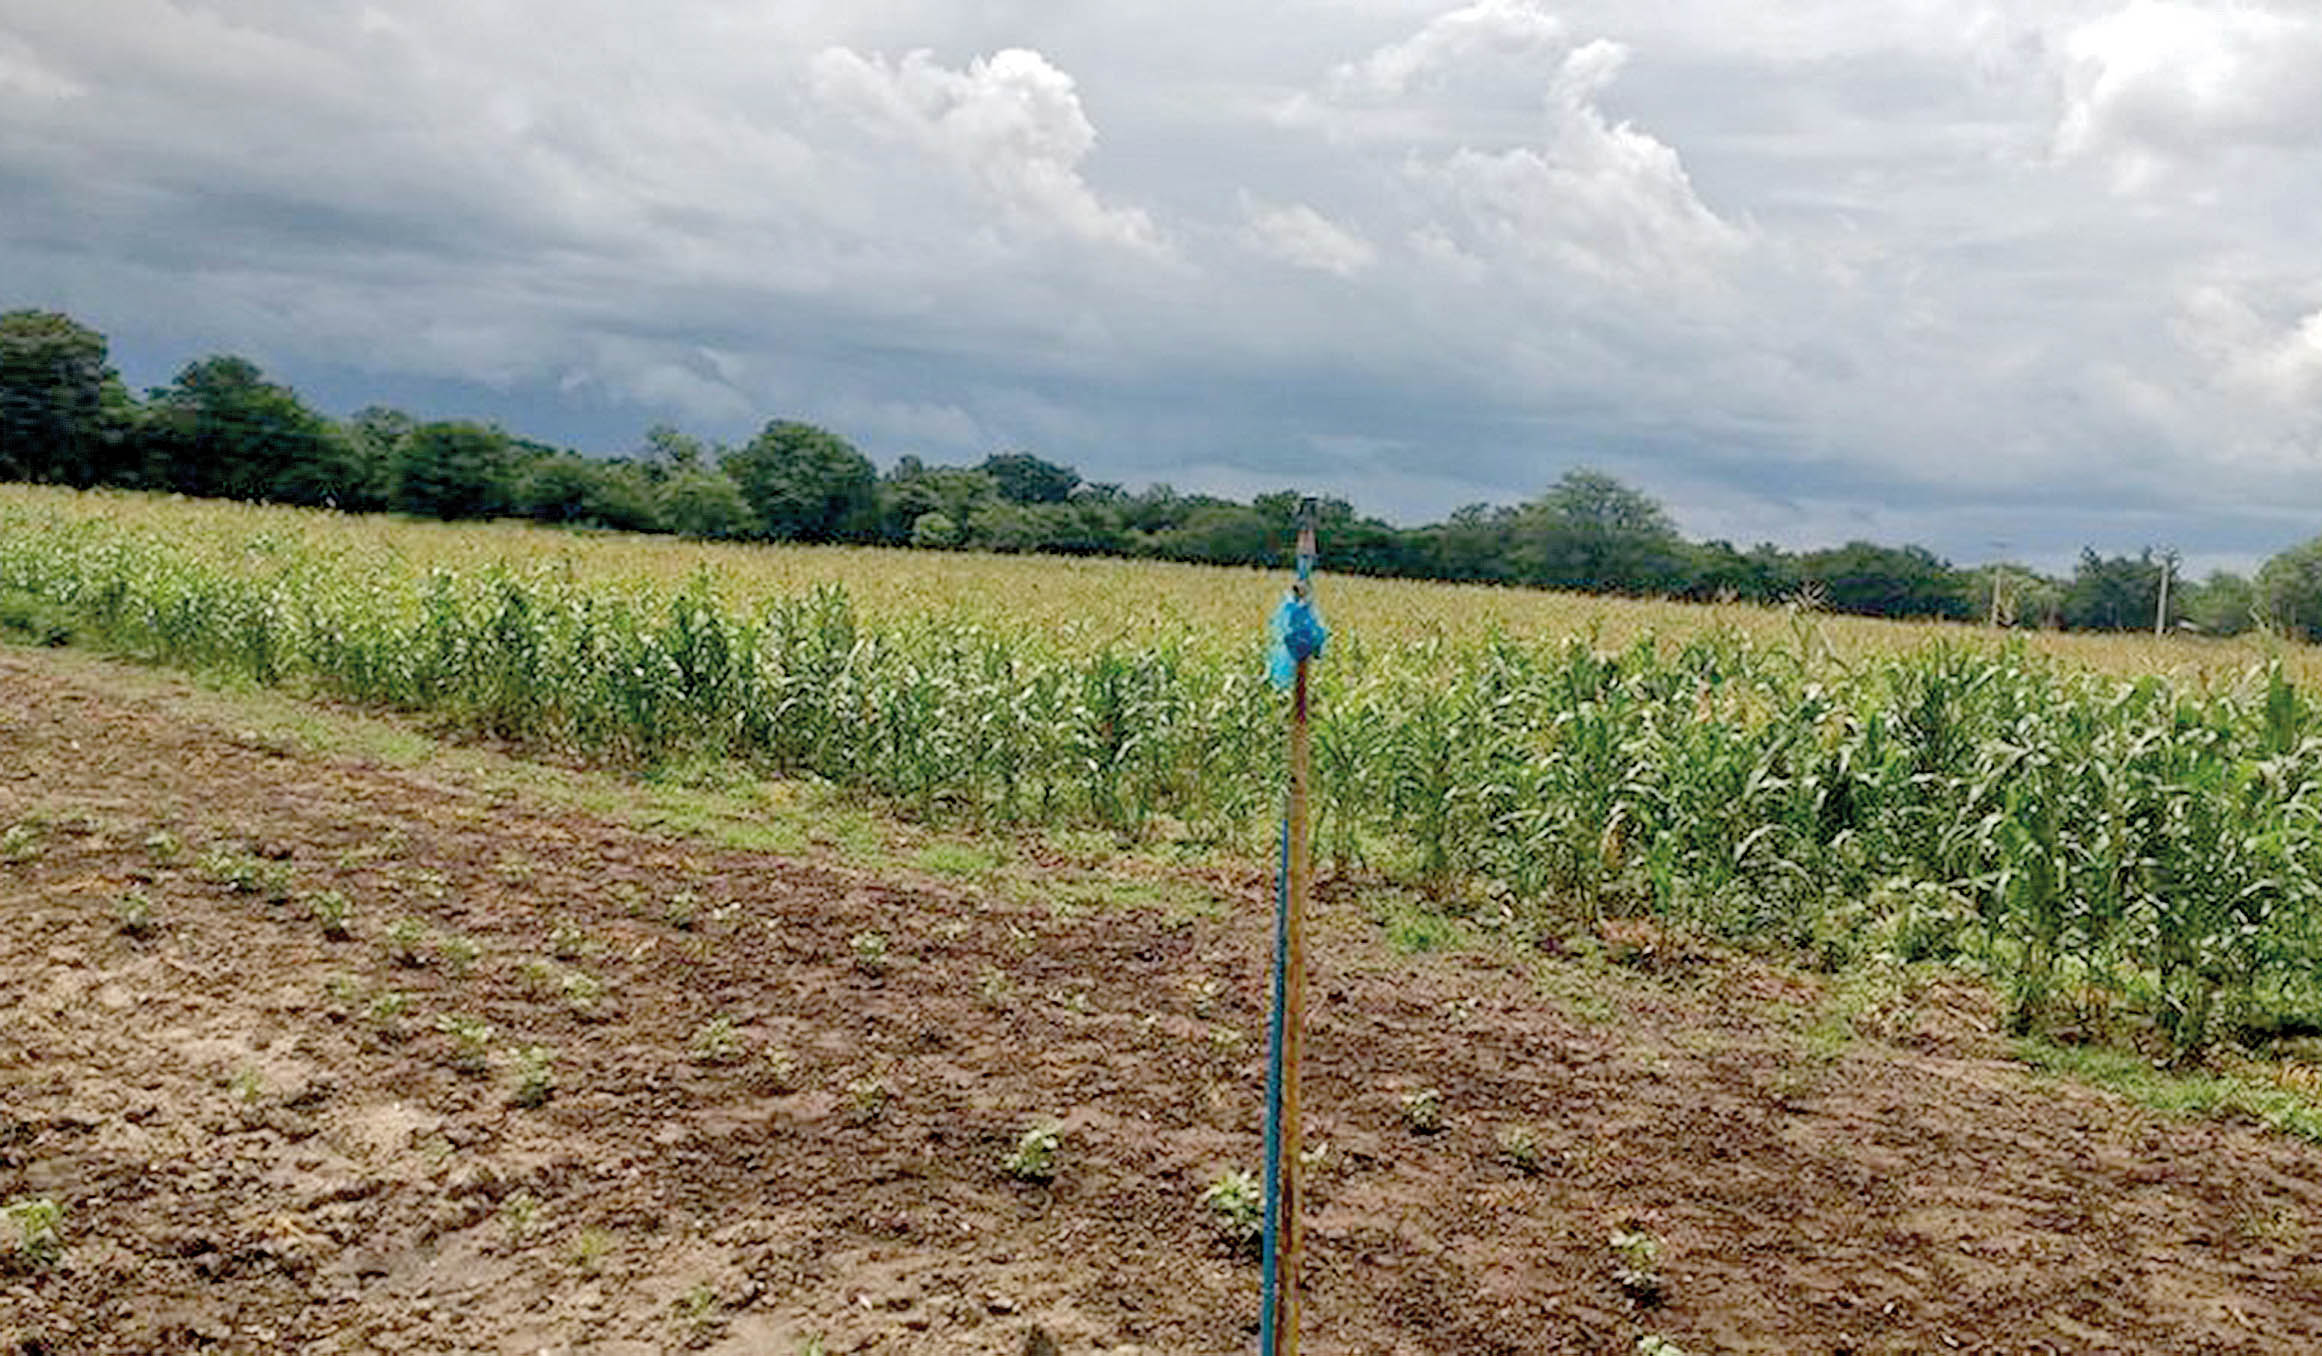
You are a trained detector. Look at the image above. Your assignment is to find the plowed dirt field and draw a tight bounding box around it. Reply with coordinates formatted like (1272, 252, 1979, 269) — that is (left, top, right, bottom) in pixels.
(5, 647, 2321, 1354)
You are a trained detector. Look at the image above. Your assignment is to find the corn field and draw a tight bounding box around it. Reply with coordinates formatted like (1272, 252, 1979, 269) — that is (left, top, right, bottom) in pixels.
(6, 485, 2322, 1055)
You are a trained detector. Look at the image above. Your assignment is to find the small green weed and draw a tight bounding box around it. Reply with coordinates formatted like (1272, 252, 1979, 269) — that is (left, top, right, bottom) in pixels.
(510, 1045, 555, 1107)
(851, 930, 889, 975)
(436, 1014, 494, 1074)
(571, 1227, 612, 1274)
(1497, 1124, 1542, 1172)
(385, 917, 428, 966)
(0, 823, 43, 864)
(0, 588, 71, 646)
(914, 841, 1002, 879)
(143, 829, 183, 864)
(561, 969, 606, 1016)
(308, 890, 353, 939)
(436, 932, 482, 976)
(1610, 1225, 1665, 1306)
(846, 1077, 889, 1121)
(690, 1016, 744, 1064)
(1, 1196, 62, 1270)
(1400, 1087, 1444, 1134)
(1003, 1123, 1062, 1183)
(1201, 1168, 1263, 1250)
(115, 889, 156, 938)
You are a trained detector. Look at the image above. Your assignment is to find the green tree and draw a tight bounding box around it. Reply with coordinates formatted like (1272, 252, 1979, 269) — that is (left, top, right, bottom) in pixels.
(659, 469, 755, 540)
(877, 464, 999, 543)
(142, 355, 348, 504)
(2183, 570, 2256, 637)
(394, 421, 518, 520)
(2063, 549, 2166, 632)
(1514, 468, 1686, 593)
(2258, 539, 2322, 640)
(978, 451, 1081, 505)
(1797, 542, 1970, 620)
(337, 406, 414, 511)
(0, 309, 131, 486)
(721, 420, 876, 541)
(638, 423, 706, 478)
(910, 510, 963, 549)
(516, 455, 665, 532)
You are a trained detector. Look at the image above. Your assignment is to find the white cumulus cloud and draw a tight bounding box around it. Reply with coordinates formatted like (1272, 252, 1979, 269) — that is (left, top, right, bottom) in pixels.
(810, 45, 1162, 254)
(1240, 198, 1377, 276)
(2055, 1, 2322, 189)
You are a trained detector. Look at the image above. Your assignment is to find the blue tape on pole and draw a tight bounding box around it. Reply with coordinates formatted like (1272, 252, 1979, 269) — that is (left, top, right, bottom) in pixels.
(1266, 593, 1328, 690)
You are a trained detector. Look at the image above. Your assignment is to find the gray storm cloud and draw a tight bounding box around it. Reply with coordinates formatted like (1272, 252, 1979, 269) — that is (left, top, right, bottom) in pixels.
(2, 0, 2319, 567)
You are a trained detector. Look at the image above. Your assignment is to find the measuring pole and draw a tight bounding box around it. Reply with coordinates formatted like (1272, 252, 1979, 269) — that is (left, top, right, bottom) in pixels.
(2155, 551, 2173, 639)
(1261, 500, 1322, 1356)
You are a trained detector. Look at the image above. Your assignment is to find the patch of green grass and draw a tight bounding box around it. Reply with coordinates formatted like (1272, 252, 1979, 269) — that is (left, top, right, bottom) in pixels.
(1373, 892, 1463, 955)
(914, 841, 1004, 879)
(0, 588, 72, 646)
(2016, 1039, 2322, 1143)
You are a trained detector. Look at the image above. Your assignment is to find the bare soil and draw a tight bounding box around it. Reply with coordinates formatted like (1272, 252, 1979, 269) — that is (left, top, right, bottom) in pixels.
(5, 646, 2322, 1354)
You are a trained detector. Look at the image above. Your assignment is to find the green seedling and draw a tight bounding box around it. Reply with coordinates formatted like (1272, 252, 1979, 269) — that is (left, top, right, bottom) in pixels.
(115, 889, 156, 937)
(510, 1045, 555, 1107)
(1201, 1168, 1263, 1249)
(502, 1190, 541, 1239)
(143, 829, 183, 864)
(571, 1227, 613, 1274)
(1610, 1226, 1665, 1306)
(309, 889, 353, 939)
(0, 823, 43, 864)
(1497, 1124, 1543, 1172)
(436, 1013, 494, 1074)
(663, 891, 698, 930)
(851, 930, 889, 975)
(1003, 1123, 1062, 1183)
(547, 920, 590, 959)
(690, 1016, 744, 1064)
(436, 932, 482, 976)
(561, 969, 606, 1017)
(1400, 1087, 1444, 1134)
(1, 1196, 62, 1270)
(385, 917, 428, 966)
(846, 1077, 889, 1121)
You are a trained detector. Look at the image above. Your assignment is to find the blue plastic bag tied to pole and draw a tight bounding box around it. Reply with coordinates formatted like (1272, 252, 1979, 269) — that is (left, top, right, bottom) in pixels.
(1267, 590, 1328, 689)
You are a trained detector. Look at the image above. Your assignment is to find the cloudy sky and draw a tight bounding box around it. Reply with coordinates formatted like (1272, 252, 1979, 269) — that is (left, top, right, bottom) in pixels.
(6, 1, 2320, 569)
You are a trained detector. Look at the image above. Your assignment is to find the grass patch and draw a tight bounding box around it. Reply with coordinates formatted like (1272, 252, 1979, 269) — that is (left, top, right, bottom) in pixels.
(913, 840, 1004, 879)
(1370, 889, 1466, 955)
(2016, 1038, 2322, 1143)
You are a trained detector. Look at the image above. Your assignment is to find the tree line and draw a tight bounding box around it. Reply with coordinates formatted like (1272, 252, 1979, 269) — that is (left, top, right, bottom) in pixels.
(6, 307, 2319, 637)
